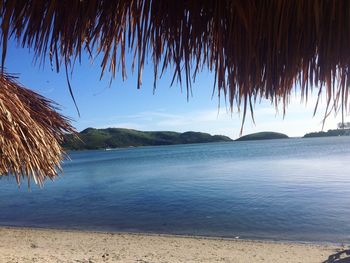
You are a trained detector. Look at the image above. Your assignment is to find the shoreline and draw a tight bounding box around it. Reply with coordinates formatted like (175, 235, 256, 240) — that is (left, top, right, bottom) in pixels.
(0, 225, 346, 246)
(0, 226, 347, 262)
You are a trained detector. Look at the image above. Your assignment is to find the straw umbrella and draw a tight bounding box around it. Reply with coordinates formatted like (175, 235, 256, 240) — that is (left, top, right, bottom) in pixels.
(1, 0, 349, 125)
(0, 73, 75, 186)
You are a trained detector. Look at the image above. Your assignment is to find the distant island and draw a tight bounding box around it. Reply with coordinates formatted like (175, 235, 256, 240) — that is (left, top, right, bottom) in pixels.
(62, 127, 350, 150)
(63, 128, 232, 150)
(235, 132, 289, 141)
(303, 128, 350, 138)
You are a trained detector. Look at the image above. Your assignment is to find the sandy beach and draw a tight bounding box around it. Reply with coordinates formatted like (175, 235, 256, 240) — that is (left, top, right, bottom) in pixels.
(0, 227, 347, 263)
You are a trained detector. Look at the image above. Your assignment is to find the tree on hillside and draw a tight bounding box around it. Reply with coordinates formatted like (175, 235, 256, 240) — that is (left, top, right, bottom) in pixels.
(337, 122, 350, 129)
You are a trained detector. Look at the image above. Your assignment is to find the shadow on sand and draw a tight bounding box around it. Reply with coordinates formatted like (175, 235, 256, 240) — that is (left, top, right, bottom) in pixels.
(323, 249, 350, 263)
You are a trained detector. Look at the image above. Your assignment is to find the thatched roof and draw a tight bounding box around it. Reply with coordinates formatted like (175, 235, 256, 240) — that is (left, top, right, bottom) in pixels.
(1, 0, 350, 126)
(0, 73, 74, 186)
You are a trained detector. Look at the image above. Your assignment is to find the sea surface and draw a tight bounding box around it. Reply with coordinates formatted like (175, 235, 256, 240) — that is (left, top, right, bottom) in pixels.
(1, 137, 350, 243)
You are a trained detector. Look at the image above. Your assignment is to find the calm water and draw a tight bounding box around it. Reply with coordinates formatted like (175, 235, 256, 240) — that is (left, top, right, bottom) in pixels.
(1, 137, 350, 243)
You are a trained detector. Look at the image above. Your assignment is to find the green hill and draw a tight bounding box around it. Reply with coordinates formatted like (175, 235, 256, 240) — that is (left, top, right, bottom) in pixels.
(303, 128, 350, 138)
(63, 128, 232, 150)
(235, 132, 289, 141)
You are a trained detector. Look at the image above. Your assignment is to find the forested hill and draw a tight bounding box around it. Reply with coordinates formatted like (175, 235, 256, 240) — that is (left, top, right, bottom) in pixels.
(235, 132, 289, 141)
(63, 128, 232, 150)
(303, 129, 350, 138)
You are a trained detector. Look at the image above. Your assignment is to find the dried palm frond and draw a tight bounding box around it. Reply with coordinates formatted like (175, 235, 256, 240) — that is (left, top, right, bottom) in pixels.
(0, 73, 75, 186)
(1, 0, 350, 131)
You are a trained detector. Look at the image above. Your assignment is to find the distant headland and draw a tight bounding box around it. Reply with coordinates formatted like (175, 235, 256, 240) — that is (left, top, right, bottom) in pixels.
(235, 132, 289, 141)
(63, 128, 232, 150)
(63, 127, 350, 150)
(303, 128, 350, 138)
(236, 129, 350, 141)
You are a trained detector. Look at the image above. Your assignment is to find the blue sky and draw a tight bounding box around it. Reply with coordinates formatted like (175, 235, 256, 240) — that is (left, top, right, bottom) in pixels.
(4, 40, 344, 139)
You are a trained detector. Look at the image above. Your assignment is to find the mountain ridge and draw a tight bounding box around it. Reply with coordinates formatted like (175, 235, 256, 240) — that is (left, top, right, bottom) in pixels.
(63, 127, 232, 150)
(303, 128, 350, 138)
(235, 131, 289, 141)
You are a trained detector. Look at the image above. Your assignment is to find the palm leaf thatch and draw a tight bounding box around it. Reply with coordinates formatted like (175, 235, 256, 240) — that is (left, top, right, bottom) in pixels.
(1, 0, 350, 127)
(0, 73, 75, 186)
(0, 0, 348, 186)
